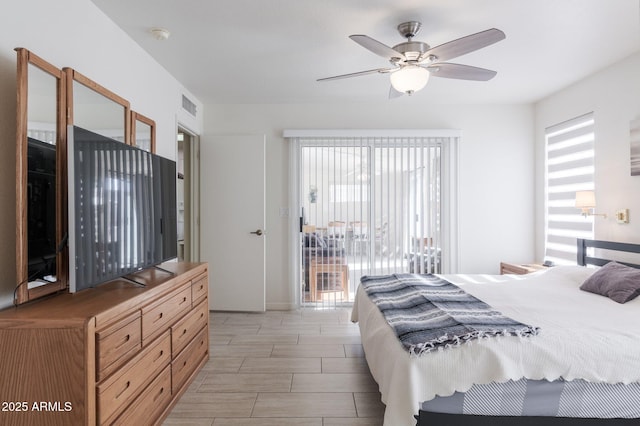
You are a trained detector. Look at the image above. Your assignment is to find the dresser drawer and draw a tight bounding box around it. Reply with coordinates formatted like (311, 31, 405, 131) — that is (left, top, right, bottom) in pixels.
(112, 365, 172, 426)
(96, 311, 142, 382)
(172, 327, 209, 394)
(141, 284, 192, 344)
(191, 273, 208, 305)
(171, 299, 208, 358)
(97, 331, 171, 425)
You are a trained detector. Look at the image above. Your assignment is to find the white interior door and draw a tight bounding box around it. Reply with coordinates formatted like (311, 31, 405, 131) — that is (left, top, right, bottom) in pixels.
(201, 134, 266, 311)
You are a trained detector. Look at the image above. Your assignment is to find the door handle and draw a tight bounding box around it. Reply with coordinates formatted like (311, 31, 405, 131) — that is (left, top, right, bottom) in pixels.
(250, 229, 264, 236)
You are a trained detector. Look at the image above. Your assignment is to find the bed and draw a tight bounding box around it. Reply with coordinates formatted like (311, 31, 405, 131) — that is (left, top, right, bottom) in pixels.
(351, 239, 640, 425)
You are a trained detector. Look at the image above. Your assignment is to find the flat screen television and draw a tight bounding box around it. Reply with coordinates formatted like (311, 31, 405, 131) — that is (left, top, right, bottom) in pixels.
(27, 137, 57, 282)
(68, 126, 177, 292)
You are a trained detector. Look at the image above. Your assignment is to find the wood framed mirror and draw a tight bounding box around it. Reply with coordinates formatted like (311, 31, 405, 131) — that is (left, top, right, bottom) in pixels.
(15, 48, 67, 304)
(15, 53, 149, 304)
(131, 111, 156, 153)
(64, 68, 131, 144)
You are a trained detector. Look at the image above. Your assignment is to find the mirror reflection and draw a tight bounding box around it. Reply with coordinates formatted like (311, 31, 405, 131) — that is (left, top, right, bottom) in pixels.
(27, 65, 57, 144)
(134, 119, 151, 151)
(132, 112, 155, 153)
(73, 79, 127, 142)
(25, 61, 59, 289)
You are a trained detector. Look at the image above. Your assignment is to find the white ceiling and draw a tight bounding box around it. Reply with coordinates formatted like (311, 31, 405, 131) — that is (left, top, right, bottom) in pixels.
(91, 0, 640, 105)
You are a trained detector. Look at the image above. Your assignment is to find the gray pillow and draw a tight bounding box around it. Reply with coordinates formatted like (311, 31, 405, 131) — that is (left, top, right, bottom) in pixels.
(580, 261, 640, 303)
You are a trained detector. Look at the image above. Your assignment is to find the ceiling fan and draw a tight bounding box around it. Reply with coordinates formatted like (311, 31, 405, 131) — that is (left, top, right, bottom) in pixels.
(318, 21, 506, 97)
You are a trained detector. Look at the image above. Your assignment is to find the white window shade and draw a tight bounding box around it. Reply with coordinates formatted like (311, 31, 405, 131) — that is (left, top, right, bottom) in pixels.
(545, 112, 595, 264)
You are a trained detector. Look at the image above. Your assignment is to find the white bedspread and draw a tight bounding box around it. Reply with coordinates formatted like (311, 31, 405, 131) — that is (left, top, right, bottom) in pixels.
(351, 266, 640, 425)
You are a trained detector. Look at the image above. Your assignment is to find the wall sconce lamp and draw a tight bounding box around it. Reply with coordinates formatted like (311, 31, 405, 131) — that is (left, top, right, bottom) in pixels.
(575, 190, 607, 218)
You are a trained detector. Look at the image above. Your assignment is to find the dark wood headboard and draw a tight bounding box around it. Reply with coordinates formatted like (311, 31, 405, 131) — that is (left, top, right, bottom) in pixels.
(577, 238, 640, 268)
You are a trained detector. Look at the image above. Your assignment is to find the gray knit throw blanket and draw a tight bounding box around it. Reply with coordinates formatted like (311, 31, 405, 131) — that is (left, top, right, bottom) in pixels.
(360, 273, 540, 356)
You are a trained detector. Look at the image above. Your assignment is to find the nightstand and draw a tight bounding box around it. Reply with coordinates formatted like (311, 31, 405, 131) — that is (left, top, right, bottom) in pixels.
(500, 262, 547, 275)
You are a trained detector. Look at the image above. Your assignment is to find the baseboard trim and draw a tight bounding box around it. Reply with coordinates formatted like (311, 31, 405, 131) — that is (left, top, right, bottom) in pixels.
(266, 302, 298, 311)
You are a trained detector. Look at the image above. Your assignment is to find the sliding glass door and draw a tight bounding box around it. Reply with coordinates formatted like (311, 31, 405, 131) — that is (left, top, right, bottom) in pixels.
(295, 135, 449, 307)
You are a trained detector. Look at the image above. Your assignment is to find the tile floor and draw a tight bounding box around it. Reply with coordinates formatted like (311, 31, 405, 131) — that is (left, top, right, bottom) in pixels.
(163, 308, 385, 426)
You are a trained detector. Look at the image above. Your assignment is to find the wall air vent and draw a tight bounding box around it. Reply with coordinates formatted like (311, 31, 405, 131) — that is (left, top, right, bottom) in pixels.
(182, 94, 197, 117)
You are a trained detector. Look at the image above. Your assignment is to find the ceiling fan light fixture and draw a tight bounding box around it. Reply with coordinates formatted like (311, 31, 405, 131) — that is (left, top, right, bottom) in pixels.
(390, 65, 429, 95)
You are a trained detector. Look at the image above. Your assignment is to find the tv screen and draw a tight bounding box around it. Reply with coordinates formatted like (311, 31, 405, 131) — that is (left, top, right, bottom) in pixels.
(68, 126, 177, 292)
(27, 137, 57, 281)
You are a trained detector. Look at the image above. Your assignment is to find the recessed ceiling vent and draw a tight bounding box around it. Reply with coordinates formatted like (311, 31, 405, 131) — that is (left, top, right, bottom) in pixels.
(182, 94, 197, 117)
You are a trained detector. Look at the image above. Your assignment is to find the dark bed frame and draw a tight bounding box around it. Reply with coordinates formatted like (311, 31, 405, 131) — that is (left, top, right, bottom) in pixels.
(416, 238, 640, 426)
(577, 238, 640, 268)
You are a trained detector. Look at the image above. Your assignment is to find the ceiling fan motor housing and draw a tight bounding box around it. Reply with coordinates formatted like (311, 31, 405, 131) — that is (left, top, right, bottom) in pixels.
(392, 41, 431, 62)
(397, 21, 422, 39)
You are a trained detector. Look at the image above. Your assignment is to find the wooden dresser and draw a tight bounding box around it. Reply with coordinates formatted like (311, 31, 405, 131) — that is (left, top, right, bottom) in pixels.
(0, 262, 209, 426)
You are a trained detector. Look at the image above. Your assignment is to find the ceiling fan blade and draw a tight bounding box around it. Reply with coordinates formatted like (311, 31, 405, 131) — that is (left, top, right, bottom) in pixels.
(317, 67, 395, 82)
(424, 28, 505, 63)
(389, 85, 404, 99)
(426, 63, 497, 81)
(349, 35, 406, 61)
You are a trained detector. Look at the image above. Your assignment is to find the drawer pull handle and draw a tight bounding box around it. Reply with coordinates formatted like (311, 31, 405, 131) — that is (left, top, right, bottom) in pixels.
(116, 381, 131, 399)
(155, 350, 164, 361)
(200, 313, 204, 319)
(181, 296, 188, 304)
(183, 360, 187, 367)
(182, 329, 187, 335)
(153, 387, 165, 402)
(154, 312, 164, 323)
(116, 334, 132, 349)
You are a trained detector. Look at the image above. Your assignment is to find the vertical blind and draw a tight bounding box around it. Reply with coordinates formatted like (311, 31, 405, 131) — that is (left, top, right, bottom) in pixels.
(295, 135, 448, 306)
(545, 112, 595, 264)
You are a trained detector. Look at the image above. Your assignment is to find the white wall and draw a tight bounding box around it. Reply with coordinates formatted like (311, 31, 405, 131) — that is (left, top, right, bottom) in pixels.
(204, 102, 535, 309)
(535, 52, 640, 260)
(0, 1, 541, 312)
(0, 0, 202, 309)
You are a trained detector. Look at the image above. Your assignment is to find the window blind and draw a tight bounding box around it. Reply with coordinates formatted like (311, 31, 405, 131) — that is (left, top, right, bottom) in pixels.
(294, 135, 449, 307)
(545, 112, 595, 264)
